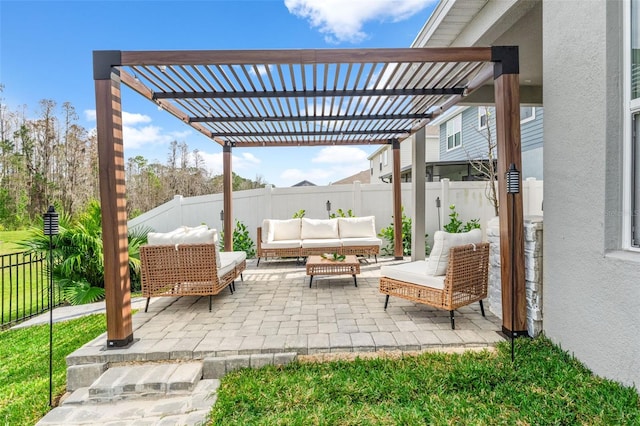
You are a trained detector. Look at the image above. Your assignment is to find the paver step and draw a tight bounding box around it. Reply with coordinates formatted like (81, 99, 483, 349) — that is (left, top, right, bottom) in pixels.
(87, 362, 203, 402)
(37, 379, 220, 425)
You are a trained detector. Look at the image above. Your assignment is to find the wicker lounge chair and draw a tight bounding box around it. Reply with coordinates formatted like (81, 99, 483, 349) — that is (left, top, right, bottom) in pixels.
(140, 226, 245, 312)
(379, 233, 489, 329)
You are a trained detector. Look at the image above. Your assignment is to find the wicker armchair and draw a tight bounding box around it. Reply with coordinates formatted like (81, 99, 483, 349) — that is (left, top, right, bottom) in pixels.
(379, 242, 490, 329)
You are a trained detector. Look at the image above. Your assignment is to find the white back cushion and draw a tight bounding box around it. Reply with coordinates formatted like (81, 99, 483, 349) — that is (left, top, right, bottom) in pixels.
(338, 216, 376, 238)
(261, 219, 270, 243)
(147, 227, 186, 246)
(268, 218, 302, 241)
(301, 218, 339, 239)
(426, 229, 482, 276)
(176, 228, 216, 245)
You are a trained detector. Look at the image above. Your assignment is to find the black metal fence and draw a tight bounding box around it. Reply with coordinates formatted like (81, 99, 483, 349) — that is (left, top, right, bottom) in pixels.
(1, 251, 62, 328)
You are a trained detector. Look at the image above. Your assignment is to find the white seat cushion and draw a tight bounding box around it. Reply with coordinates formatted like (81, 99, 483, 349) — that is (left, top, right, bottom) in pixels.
(268, 219, 301, 242)
(217, 261, 236, 279)
(426, 229, 482, 276)
(301, 218, 339, 239)
(338, 216, 376, 238)
(260, 240, 302, 249)
(340, 237, 382, 247)
(381, 261, 445, 290)
(301, 238, 342, 248)
(220, 251, 246, 267)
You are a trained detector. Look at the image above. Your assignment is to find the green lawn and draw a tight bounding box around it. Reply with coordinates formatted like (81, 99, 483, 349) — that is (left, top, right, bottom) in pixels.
(0, 314, 107, 425)
(0, 230, 30, 255)
(209, 337, 640, 425)
(0, 230, 54, 326)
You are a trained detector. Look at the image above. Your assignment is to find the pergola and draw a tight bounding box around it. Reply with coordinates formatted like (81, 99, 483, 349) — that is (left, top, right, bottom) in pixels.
(93, 46, 526, 347)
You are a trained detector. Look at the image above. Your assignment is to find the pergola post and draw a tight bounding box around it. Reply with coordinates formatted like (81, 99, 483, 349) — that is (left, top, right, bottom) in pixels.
(492, 46, 527, 337)
(391, 139, 403, 260)
(93, 51, 133, 347)
(411, 128, 426, 261)
(223, 142, 233, 252)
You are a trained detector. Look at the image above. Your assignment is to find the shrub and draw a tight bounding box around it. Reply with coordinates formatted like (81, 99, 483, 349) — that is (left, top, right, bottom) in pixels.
(378, 206, 429, 256)
(330, 208, 355, 218)
(18, 200, 149, 304)
(443, 204, 481, 233)
(292, 209, 306, 218)
(220, 219, 256, 258)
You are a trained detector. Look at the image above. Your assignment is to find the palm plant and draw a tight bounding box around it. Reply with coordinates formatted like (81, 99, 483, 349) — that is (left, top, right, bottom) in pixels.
(19, 200, 149, 305)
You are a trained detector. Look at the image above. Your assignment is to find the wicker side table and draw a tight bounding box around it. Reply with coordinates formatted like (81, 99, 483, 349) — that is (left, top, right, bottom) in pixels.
(306, 255, 360, 288)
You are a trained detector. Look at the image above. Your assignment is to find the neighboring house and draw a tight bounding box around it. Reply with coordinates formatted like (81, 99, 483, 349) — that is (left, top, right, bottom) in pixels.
(291, 180, 316, 187)
(367, 125, 439, 182)
(331, 170, 371, 185)
(419, 0, 638, 389)
(433, 105, 543, 180)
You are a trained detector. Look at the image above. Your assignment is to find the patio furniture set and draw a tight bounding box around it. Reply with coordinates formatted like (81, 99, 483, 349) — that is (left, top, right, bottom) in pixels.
(139, 220, 489, 329)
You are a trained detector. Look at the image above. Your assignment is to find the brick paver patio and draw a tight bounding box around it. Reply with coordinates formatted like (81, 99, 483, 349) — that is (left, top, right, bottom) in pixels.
(67, 257, 504, 366)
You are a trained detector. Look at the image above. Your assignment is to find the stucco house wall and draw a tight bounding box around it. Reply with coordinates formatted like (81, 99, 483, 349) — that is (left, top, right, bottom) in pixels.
(543, 0, 639, 388)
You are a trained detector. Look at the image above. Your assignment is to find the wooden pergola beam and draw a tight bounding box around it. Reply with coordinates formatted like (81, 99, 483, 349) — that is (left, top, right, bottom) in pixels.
(121, 47, 493, 66)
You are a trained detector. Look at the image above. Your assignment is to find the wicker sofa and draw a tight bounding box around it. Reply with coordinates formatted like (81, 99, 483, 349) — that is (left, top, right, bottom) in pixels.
(257, 217, 382, 265)
(140, 226, 246, 312)
(379, 229, 489, 329)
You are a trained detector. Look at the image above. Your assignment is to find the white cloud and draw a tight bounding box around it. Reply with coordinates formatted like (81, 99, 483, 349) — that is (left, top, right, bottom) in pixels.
(122, 111, 152, 126)
(84, 109, 96, 122)
(312, 146, 368, 164)
(280, 167, 334, 184)
(285, 0, 434, 43)
(198, 151, 262, 176)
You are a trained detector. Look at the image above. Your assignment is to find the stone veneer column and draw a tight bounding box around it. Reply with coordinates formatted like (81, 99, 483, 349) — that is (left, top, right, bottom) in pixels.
(487, 215, 544, 337)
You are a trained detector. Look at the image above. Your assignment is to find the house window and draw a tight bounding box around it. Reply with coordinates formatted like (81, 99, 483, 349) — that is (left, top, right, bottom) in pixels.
(478, 108, 488, 130)
(446, 114, 462, 150)
(383, 149, 388, 166)
(626, 0, 640, 248)
(370, 159, 373, 175)
(521, 107, 535, 124)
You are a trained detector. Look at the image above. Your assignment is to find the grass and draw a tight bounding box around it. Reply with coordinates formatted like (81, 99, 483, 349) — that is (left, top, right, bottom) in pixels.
(209, 337, 640, 425)
(1, 230, 53, 327)
(0, 230, 30, 255)
(0, 313, 106, 425)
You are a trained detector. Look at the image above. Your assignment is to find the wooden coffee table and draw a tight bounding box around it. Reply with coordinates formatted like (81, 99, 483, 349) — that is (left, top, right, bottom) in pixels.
(306, 255, 360, 288)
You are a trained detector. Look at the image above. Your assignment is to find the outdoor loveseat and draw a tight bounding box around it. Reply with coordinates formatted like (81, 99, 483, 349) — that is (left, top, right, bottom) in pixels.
(379, 229, 489, 329)
(140, 225, 246, 312)
(257, 217, 382, 265)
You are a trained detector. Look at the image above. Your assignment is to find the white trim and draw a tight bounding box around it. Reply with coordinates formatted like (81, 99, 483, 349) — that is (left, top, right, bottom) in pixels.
(520, 106, 536, 124)
(624, 0, 640, 251)
(446, 114, 462, 151)
(478, 107, 488, 130)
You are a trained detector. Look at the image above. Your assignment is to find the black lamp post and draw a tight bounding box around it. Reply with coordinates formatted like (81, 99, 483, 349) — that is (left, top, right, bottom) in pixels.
(435, 196, 441, 230)
(43, 206, 59, 406)
(326, 200, 331, 218)
(505, 163, 521, 363)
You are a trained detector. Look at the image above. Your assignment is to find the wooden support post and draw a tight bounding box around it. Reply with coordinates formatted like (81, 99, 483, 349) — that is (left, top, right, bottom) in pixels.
(223, 143, 233, 252)
(392, 139, 403, 260)
(492, 46, 527, 337)
(93, 51, 133, 347)
(411, 128, 426, 261)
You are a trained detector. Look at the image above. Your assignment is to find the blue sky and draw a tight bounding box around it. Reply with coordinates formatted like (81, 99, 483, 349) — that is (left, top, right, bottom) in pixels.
(1, 0, 437, 187)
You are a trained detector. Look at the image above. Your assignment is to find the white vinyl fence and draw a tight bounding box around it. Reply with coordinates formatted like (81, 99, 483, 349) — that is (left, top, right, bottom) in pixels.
(128, 178, 544, 250)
